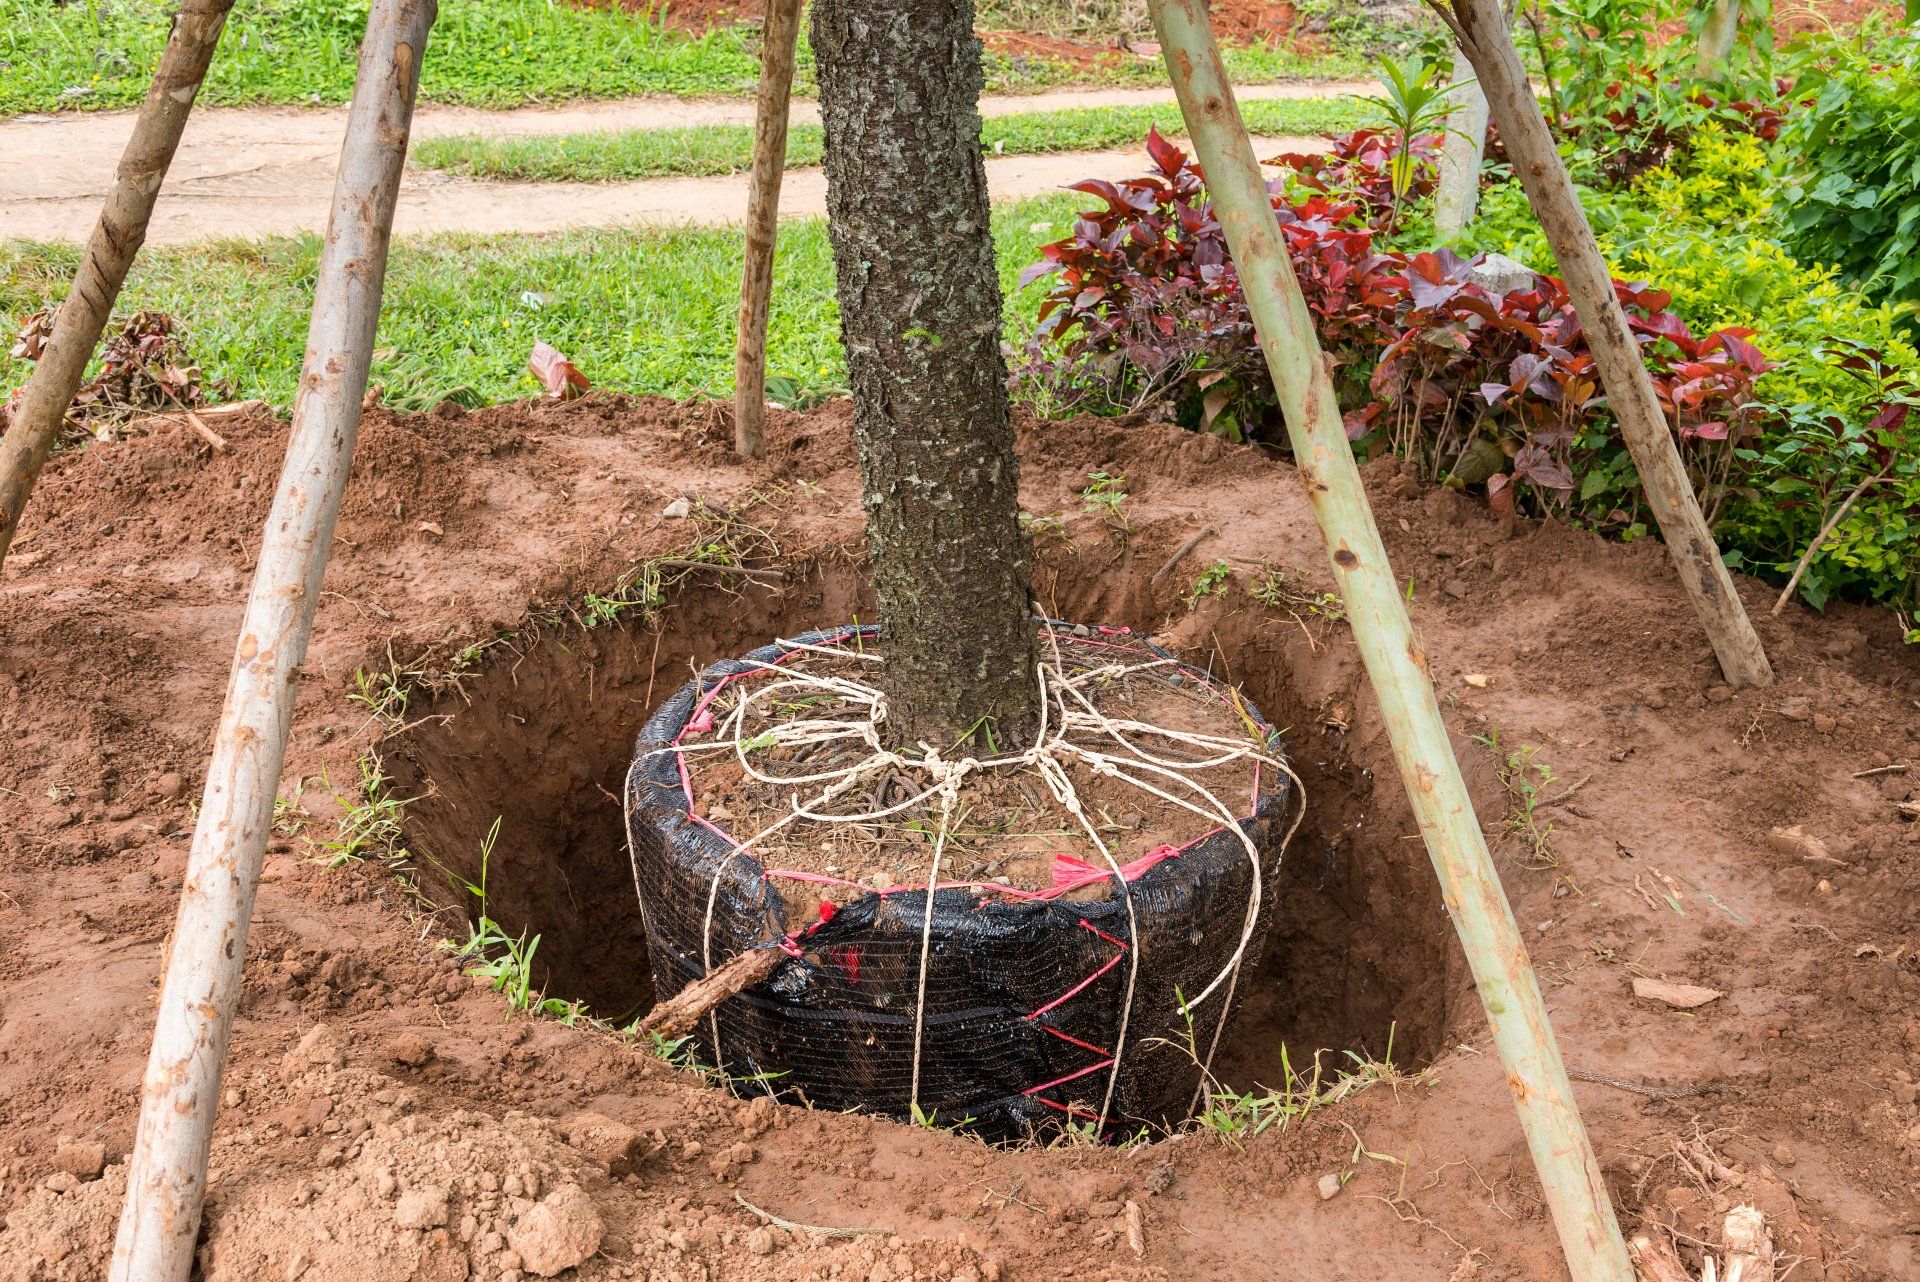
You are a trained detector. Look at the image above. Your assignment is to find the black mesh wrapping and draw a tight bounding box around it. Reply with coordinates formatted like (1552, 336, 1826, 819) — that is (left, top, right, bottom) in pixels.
(625, 625, 1287, 1142)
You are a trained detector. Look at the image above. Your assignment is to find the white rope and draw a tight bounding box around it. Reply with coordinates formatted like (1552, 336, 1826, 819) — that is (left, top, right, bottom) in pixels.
(661, 633, 1295, 1127)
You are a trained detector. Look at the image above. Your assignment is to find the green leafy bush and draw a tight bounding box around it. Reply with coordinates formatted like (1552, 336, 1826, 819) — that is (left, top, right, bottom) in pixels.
(1775, 28, 1920, 317)
(1471, 123, 1920, 611)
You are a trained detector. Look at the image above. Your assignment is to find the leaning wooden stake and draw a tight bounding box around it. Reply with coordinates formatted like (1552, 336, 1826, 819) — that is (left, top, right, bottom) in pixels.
(0, 0, 233, 571)
(1697, 0, 1741, 77)
(1143, 3, 1635, 1281)
(1433, 0, 1773, 689)
(1433, 0, 1511, 241)
(731, 0, 805, 459)
(107, 3, 435, 1278)
(1432, 66, 1492, 241)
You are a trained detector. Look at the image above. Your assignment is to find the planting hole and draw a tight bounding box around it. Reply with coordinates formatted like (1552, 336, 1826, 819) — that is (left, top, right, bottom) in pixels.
(382, 562, 1461, 1115)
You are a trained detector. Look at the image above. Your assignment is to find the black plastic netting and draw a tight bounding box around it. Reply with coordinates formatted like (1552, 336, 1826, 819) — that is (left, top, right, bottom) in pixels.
(624, 624, 1289, 1142)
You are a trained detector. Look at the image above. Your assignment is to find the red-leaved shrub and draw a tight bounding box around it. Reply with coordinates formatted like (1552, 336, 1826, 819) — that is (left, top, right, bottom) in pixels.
(1012, 128, 1771, 519)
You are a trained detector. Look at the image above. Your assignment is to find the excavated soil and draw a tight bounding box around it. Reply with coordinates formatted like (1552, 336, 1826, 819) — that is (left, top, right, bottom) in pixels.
(1, 395, 1917, 1281)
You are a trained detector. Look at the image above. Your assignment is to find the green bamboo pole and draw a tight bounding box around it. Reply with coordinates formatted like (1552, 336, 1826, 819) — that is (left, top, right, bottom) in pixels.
(1142, 3, 1634, 1280)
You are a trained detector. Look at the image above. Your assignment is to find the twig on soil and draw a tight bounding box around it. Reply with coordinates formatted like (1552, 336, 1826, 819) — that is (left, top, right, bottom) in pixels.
(1566, 1066, 1718, 1101)
(1851, 761, 1912, 778)
(1149, 524, 1214, 588)
(734, 1192, 889, 1239)
(1538, 773, 1593, 809)
(632, 948, 784, 1039)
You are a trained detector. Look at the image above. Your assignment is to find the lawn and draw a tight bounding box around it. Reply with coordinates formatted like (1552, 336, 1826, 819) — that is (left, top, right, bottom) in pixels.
(414, 96, 1369, 183)
(3, 0, 1367, 115)
(0, 195, 1084, 412)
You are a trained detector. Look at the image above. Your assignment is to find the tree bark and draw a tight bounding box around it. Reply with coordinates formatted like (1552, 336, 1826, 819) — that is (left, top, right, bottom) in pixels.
(1433, 0, 1774, 688)
(0, 0, 233, 571)
(811, 0, 1039, 751)
(732, 0, 805, 459)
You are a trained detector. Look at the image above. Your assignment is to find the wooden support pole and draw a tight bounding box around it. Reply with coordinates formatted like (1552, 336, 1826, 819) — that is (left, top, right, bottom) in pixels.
(1142, 4, 1635, 1281)
(1432, 67, 1492, 241)
(731, 0, 805, 459)
(1433, 0, 1508, 242)
(1433, 0, 1773, 689)
(0, 0, 233, 572)
(106, 3, 435, 1278)
(1698, 0, 1741, 77)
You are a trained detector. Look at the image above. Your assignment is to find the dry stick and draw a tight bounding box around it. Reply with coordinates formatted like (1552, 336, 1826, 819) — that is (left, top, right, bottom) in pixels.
(1433, 0, 1772, 688)
(106, 3, 436, 1279)
(731, 0, 805, 459)
(1770, 461, 1893, 616)
(0, 0, 233, 571)
(632, 947, 784, 1039)
(1142, 4, 1635, 1281)
(1149, 523, 1215, 587)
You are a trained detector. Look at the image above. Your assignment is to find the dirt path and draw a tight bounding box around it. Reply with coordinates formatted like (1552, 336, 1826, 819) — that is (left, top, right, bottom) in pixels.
(0, 83, 1360, 245)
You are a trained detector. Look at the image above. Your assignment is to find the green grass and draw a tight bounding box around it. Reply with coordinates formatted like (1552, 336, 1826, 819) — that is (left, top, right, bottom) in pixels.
(3, 0, 1367, 116)
(0, 194, 1082, 411)
(415, 96, 1367, 183)
(3, 0, 771, 114)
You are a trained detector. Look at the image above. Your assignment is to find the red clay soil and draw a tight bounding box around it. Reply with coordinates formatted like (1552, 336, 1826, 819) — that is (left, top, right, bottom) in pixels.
(1, 396, 1917, 1281)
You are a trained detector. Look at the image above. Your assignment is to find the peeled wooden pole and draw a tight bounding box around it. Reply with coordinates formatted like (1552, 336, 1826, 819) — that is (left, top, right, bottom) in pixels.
(0, 0, 233, 571)
(1432, 68, 1492, 240)
(1434, 0, 1772, 689)
(107, 3, 435, 1278)
(1143, 3, 1634, 1280)
(1433, 0, 1509, 241)
(731, 0, 805, 459)
(1698, 0, 1741, 77)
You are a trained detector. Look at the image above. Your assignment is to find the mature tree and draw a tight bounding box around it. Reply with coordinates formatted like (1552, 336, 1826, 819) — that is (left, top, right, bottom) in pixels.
(811, 0, 1040, 751)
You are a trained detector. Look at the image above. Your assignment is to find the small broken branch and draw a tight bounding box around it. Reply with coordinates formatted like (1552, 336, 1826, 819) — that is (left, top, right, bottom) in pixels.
(1771, 462, 1894, 616)
(1150, 524, 1215, 588)
(734, 1192, 888, 1239)
(634, 947, 784, 1039)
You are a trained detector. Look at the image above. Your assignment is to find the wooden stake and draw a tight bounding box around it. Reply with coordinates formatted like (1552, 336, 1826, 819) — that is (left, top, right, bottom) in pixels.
(1142, 4, 1635, 1280)
(731, 0, 805, 459)
(1432, 0, 1773, 689)
(1433, 0, 1510, 241)
(1698, 0, 1741, 77)
(0, 0, 233, 572)
(107, 3, 435, 1278)
(634, 948, 784, 1040)
(1432, 67, 1492, 241)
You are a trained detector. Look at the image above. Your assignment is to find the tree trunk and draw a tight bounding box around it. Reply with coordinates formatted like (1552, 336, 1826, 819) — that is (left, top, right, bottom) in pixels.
(811, 0, 1039, 751)
(1433, 0, 1774, 688)
(0, 0, 233, 571)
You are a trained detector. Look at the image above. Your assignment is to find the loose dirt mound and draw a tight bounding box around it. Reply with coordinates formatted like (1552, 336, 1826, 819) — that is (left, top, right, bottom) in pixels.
(1, 395, 1916, 1280)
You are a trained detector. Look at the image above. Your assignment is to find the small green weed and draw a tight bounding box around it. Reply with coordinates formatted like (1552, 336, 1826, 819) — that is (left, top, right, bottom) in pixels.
(1185, 558, 1234, 608)
(1475, 730, 1560, 868)
(317, 754, 413, 868)
(1080, 470, 1131, 533)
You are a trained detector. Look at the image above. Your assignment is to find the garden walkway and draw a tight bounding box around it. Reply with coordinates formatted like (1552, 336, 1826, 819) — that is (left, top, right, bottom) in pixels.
(0, 82, 1358, 244)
